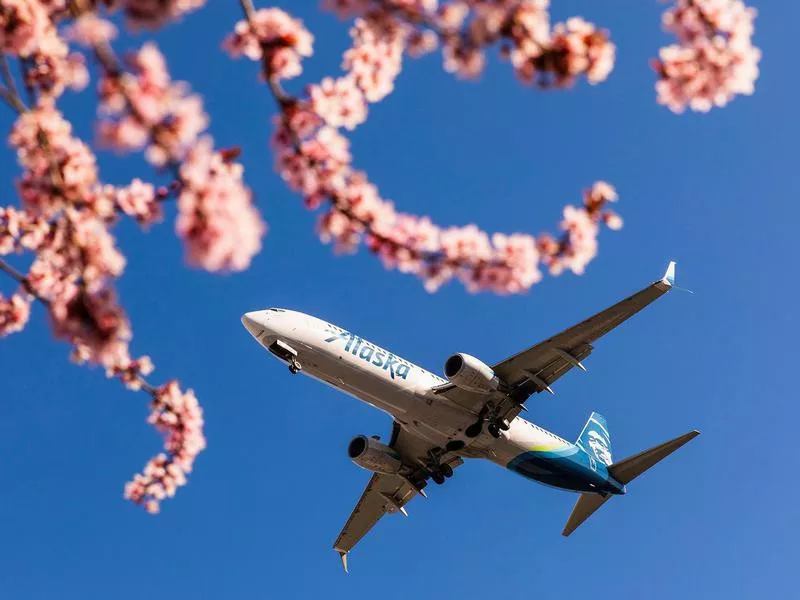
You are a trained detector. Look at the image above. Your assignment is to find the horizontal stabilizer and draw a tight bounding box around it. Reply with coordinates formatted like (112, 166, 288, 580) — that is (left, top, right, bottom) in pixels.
(609, 430, 700, 485)
(562, 493, 611, 537)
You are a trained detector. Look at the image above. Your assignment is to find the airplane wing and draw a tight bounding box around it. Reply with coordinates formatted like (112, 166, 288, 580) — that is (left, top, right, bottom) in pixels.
(333, 424, 462, 571)
(434, 262, 678, 420)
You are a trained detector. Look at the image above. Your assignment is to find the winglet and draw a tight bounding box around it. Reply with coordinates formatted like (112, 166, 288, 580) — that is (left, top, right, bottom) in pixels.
(661, 261, 676, 287)
(337, 550, 349, 573)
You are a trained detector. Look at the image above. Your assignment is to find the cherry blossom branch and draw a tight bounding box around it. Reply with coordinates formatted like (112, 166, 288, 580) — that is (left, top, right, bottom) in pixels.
(0, 53, 27, 113)
(61, 12, 268, 271)
(0, 256, 203, 514)
(1, 2, 210, 513)
(227, 2, 622, 294)
(323, 0, 616, 87)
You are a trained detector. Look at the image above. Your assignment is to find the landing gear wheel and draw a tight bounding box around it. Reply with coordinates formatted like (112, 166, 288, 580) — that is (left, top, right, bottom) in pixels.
(431, 472, 445, 485)
(488, 423, 501, 438)
(445, 440, 465, 452)
(465, 422, 483, 438)
(499, 419, 511, 431)
(288, 359, 302, 374)
(440, 464, 454, 478)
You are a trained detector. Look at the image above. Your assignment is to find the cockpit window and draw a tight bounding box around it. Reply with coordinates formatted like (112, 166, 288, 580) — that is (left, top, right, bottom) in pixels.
(267, 308, 286, 313)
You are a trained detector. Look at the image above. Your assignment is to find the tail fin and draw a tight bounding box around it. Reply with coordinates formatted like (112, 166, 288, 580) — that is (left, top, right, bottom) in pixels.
(562, 493, 611, 537)
(562, 429, 700, 537)
(608, 430, 700, 485)
(576, 412, 613, 467)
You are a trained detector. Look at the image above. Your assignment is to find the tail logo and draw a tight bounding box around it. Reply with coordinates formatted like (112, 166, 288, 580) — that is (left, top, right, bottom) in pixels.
(587, 430, 612, 466)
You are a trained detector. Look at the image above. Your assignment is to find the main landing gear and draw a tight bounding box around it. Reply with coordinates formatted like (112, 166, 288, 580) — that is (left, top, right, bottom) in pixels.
(427, 447, 456, 485)
(465, 417, 510, 439)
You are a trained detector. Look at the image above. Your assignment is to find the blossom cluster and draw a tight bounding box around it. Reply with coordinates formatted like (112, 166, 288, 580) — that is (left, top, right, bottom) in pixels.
(177, 138, 266, 272)
(654, 0, 760, 112)
(1, 0, 88, 98)
(123, 381, 206, 514)
(0, 290, 31, 336)
(322, 0, 616, 88)
(93, 42, 266, 269)
(8, 100, 138, 368)
(224, 7, 314, 80)
(97, 42, 209, 167)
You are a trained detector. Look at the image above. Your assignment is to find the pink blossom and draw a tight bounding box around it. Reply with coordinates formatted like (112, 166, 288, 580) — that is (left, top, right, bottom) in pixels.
(308, 76, 368, 130)
(97, 43, 209, 166)
(481, 233, 542, 294)
(124, 380, 206, 513)
(117, 0, 207, 30)
(343, 16, 406, 102)
(0, 1, 88, 98)
(0, 292, 31, 337)
(176, 138, 265, 272)
(510, 12, 615, 87)
(407, 28, 438, 56)
(65, 14, 118, 47)
(654, 0, 760, 112)
(10, 102, 100, 216)
(553, 204, 598, 275)
(442, 43, 486, 79)
(0, 0, 51, 58)
(0, 205, 49, 254)
(108, 354, 155, 391)
(115, 179, 162, 226)
(223, 8, 313, 80)
(49, 287, 132, 369)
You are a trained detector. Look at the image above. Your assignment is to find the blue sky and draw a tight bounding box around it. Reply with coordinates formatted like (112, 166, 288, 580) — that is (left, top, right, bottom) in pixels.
(0, 1, 796, 598)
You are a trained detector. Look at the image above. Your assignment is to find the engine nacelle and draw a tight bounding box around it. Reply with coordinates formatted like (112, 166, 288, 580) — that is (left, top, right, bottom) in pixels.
(348, 435, 403, 475)
(443, 353, 500, 393)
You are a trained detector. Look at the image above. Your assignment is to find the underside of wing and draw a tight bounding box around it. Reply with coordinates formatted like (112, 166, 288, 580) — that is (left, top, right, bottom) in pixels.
(333, 424, 463, 571)
(491, 263, 677, 418)
(333, 472, 415, 571)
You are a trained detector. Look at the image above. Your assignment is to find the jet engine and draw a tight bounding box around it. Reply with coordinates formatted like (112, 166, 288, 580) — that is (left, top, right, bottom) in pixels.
(443, 353, 500, 393)
(348, 435, 403, 475)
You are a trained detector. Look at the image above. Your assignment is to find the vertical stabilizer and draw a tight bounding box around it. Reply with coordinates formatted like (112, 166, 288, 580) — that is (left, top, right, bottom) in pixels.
(576, 412, 613, 467)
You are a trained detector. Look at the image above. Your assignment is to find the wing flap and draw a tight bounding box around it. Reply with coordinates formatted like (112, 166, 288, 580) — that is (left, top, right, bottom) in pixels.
(333, 472, 415, 556)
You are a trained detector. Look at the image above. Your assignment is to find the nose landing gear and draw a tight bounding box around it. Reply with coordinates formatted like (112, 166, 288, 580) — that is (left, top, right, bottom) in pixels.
(288, 358, 302, 374)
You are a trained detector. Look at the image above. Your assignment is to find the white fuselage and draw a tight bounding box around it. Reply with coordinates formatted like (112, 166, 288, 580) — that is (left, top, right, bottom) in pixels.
(241, 308, 577, 472)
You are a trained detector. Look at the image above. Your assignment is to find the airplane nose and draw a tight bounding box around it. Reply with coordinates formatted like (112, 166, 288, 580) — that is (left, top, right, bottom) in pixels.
(241, 310, 268, 336)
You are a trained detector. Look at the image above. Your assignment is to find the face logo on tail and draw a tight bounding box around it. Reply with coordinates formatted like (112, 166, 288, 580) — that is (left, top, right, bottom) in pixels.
(587, 430, 613, 466)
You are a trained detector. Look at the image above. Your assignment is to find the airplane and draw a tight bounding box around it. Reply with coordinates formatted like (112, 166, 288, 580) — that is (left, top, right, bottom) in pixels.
(241, 262, 699, 572)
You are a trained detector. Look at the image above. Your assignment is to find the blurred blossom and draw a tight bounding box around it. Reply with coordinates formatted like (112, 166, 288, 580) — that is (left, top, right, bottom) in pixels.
(66, 14, 118, 46)
(97, 43, 209, 166)
(0, 292, 32, 337)
(654, 0, 760, 112)
(224, 7, 313, 80)
(176, 137, 266, 272)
